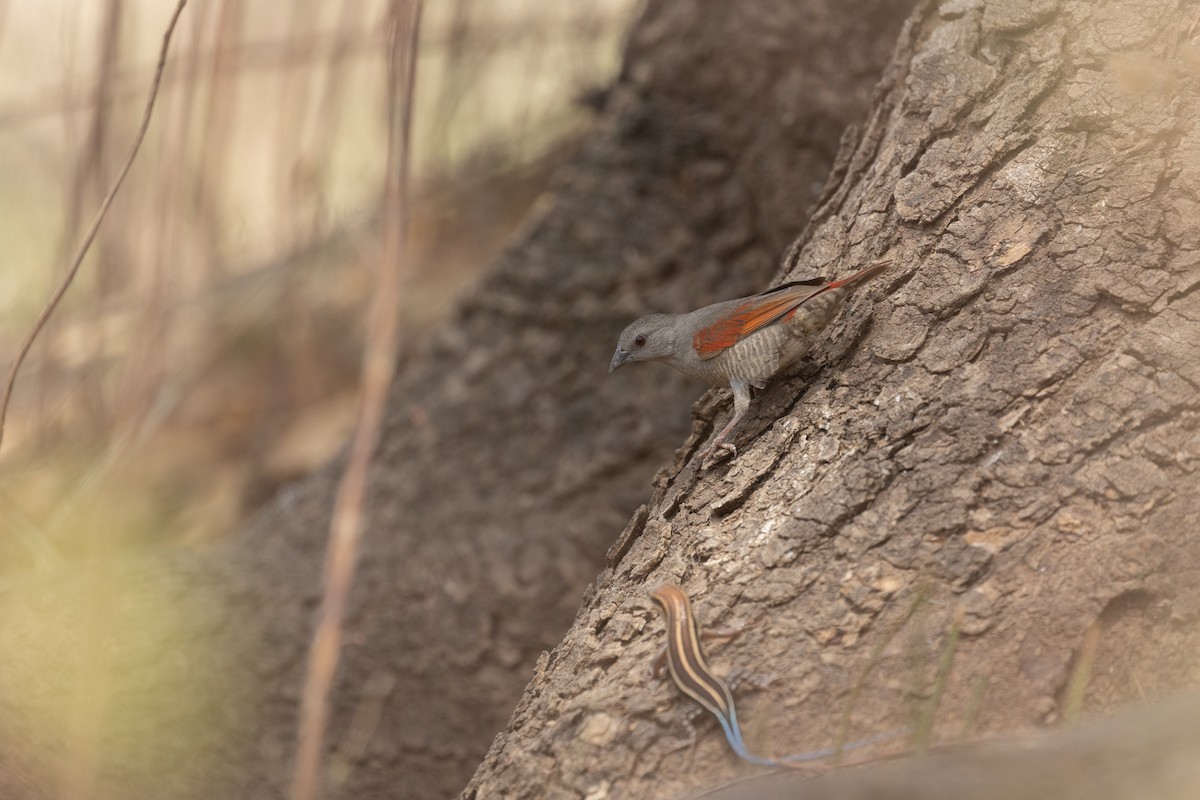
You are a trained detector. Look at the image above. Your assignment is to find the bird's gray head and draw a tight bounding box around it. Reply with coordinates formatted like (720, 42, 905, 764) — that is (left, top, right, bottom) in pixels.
(609, 313, 679, 373)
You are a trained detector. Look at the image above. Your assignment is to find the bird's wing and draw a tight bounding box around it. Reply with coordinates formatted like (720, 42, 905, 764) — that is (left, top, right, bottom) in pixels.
(692, 278, 829, 359)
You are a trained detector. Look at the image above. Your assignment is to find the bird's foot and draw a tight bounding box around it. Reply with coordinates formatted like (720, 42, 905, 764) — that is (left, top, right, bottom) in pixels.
(701, 397, 747, 470)
(700, 440, 737, 470)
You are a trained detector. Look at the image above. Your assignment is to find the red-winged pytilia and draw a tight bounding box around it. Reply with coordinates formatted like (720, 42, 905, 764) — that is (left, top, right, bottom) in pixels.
(609, 260, 891, 466)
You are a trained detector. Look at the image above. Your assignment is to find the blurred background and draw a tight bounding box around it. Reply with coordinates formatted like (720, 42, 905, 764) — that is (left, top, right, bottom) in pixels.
(0, 0, 638, 567)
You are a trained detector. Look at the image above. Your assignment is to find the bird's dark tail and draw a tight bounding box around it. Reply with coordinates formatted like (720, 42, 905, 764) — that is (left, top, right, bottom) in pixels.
(780, 257, 893, 336)
(827, 258, 893, 291)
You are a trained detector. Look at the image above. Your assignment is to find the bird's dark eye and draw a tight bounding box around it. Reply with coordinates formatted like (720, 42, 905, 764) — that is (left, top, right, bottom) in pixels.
(634, 334, 647, 348)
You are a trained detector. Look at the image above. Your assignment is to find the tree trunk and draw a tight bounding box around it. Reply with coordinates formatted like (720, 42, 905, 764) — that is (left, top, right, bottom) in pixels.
(462, 0, 1200, 798)
(0, 2, 912, 799)
(704, 691, 1200, 800)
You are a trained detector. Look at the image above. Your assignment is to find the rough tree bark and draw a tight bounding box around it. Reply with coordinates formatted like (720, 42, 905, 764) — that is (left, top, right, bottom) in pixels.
(462, 0, 1200, 798)
(0, 2, 912, 799)
(704, 690, 1200, 800)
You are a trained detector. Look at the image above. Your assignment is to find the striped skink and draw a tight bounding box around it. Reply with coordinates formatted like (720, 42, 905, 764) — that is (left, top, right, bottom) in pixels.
(649, 583, 895, 768)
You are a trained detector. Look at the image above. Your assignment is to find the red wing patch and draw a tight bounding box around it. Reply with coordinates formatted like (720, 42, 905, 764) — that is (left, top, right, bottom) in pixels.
(691, 262, 891, 358)
(691, 301, 757, 357)
(692, 285, 827, 358)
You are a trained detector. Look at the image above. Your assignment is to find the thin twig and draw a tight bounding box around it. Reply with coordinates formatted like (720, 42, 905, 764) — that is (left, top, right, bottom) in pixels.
(959, 675, 988, 739)
(0, 0, 190, 457)
(289, 3, 421, 800)
(914, 609, 963, 752)
(45, 7, 188, 800)
(833, 586, 928, 761)
(1064, 622, 1101, 724)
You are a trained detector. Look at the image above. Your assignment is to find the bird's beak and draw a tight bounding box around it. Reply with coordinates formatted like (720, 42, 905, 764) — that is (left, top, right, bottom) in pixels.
(609, 348, 631, 373)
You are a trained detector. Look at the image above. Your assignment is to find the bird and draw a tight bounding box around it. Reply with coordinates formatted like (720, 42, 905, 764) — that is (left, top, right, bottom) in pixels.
(609, 260, 891, 466)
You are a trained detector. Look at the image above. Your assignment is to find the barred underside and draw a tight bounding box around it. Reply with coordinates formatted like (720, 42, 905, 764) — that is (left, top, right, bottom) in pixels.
(695, 290, 848, 386)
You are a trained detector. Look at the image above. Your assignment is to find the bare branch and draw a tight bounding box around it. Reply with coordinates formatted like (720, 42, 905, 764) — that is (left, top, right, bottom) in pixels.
(289, 3, 422, 800)
(0, 0, 190, 456)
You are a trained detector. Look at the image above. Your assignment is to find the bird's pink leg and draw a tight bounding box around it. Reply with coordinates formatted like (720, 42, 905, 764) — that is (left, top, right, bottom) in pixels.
(701, 379, 752, 468)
